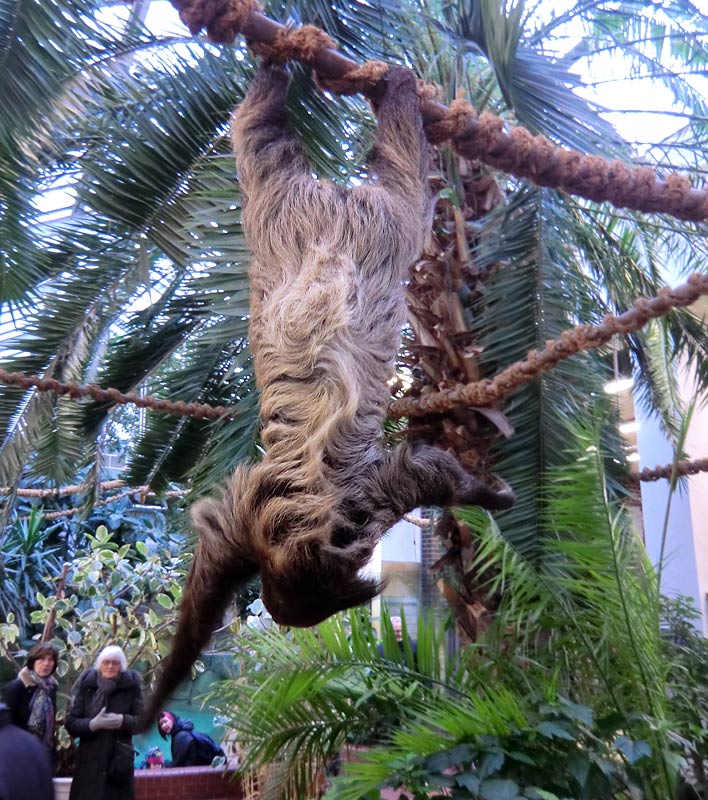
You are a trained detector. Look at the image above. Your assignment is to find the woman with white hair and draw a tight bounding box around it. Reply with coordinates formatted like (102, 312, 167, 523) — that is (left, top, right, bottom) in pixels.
(66, 645, 143, 800)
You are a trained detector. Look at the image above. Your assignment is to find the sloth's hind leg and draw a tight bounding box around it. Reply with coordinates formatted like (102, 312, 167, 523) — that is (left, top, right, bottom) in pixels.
(368, 444, 515, 528)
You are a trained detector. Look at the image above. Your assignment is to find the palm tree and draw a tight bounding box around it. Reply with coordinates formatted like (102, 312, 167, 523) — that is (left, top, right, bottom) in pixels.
(3, 0, 708, 793)
(392, 0, 708, 638)
(1, 0, 707, 647)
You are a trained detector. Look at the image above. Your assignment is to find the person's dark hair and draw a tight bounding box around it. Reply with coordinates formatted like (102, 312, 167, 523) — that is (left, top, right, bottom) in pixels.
(157, 710, 175, 740)
(25, 642, 59, 675)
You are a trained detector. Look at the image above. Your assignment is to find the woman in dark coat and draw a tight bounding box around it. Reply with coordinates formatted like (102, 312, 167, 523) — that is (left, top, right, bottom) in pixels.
(1, 641, 59, 759)
(66, 645, 142, 800)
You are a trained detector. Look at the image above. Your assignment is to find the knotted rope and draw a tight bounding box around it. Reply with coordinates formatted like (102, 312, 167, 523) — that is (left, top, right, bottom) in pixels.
(0, 368, 230, 420)
(630, 458, 708, 484)
(0, 479, 126, 498)
(2, 274, 707, 420)
(389, 272, 708, 418)
(162, 0, 708, 222)
(9, 485, 189, 521)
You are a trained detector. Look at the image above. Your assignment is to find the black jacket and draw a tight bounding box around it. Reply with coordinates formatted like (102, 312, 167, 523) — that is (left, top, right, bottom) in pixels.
(66, 668, 143, 800)
(169, 716, 218, 767)
(169, 716, 198, 767)
(1, 668, 57, 733)
(0, 703, 54, 800)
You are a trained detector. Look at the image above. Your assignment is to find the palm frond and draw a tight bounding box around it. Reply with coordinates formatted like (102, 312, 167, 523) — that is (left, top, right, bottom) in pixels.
(213, 611, 452, 798)
(467, 187, 625, 554)
(464, 408, 673, 795)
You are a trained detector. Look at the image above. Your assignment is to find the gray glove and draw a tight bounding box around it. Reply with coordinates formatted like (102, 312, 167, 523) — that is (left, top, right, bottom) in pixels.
(89, 707, 124, 732)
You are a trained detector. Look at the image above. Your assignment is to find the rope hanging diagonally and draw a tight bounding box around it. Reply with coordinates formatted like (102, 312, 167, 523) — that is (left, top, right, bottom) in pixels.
(1, 274, 707, 421)
(7, 457, 708, 521)
(389, 272, 708, 419)
(166, 0, 708, 223)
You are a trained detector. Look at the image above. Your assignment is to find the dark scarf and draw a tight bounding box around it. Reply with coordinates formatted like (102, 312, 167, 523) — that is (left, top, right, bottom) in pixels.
(27, 671, 57, 749)
(91, 673, 120, 716)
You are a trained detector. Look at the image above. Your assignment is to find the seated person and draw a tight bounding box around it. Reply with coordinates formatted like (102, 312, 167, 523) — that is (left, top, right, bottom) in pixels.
(140, 746, 165, 769)
(157, 711, 224, 767)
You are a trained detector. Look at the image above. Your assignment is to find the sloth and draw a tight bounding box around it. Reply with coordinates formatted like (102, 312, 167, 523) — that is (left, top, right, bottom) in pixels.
(143, 62, 513, 723)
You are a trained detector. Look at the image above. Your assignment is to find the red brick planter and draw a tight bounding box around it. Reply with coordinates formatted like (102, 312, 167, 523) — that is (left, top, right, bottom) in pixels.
(135, 766, 243, 800)
(54, 766, 243, 800)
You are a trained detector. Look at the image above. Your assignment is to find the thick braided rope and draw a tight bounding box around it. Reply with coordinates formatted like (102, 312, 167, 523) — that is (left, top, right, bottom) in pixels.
(39, 488, 147, 520)
(166, 0, 708, 222)
(389, 272, 708, 418)
(630, 458, 708, 484)
(17, 487, 188, 521)
(249, 24, 336, 63)
(0, 368, 230, 421)
(0, 479, 127, 498)
(2, 275, 706, 420)
(0, 480, 189, 499)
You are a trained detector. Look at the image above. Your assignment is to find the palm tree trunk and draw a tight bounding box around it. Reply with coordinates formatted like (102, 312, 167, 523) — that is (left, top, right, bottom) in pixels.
(404, 161, 509, 642)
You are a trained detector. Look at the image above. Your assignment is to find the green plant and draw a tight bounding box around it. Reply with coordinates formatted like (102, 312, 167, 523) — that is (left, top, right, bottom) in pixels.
(213, 610, 450, 797)
(455, 412, 678, 798)
(661, 595, 708, 799)
(0, 614, 20, 665)
(0, 508, 62, 634)
(31, 524, 185, 678)
(327, 695, 655, 800)
(214, 604, 676, 800)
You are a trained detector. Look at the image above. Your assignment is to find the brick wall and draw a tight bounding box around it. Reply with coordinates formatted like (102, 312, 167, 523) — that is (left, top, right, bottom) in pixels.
(135, 766, 243, 800)
(420, 519, 446, 611)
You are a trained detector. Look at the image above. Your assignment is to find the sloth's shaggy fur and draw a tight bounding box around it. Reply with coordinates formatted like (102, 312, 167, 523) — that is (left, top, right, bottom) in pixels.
(143, 63, 513, 724)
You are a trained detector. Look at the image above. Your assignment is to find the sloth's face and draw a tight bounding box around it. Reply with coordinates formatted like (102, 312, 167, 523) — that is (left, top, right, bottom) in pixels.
(260, 565, 381, 627)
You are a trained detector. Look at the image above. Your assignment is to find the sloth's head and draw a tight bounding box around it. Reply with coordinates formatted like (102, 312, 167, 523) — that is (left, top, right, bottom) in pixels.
(260, 551, 383, 627)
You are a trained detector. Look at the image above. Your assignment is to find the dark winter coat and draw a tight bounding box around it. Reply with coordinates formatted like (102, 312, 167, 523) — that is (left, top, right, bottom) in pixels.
(0, 703, 54, 800)
(169, 716, 196, 766)
(66, 668, 143, 800)
(168, 716, 220, 767)
(1, 668, 58, 733)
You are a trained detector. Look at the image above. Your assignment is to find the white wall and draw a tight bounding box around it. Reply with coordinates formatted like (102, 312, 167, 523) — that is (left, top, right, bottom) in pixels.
(678, 366, 708, 632)
(636, 373, 708, 631)
(379, 515, 422, 563)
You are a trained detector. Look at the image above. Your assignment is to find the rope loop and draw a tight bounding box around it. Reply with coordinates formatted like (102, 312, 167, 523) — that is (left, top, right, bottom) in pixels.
(250, 24, 335, 63)
(317, 61, 389, 96)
